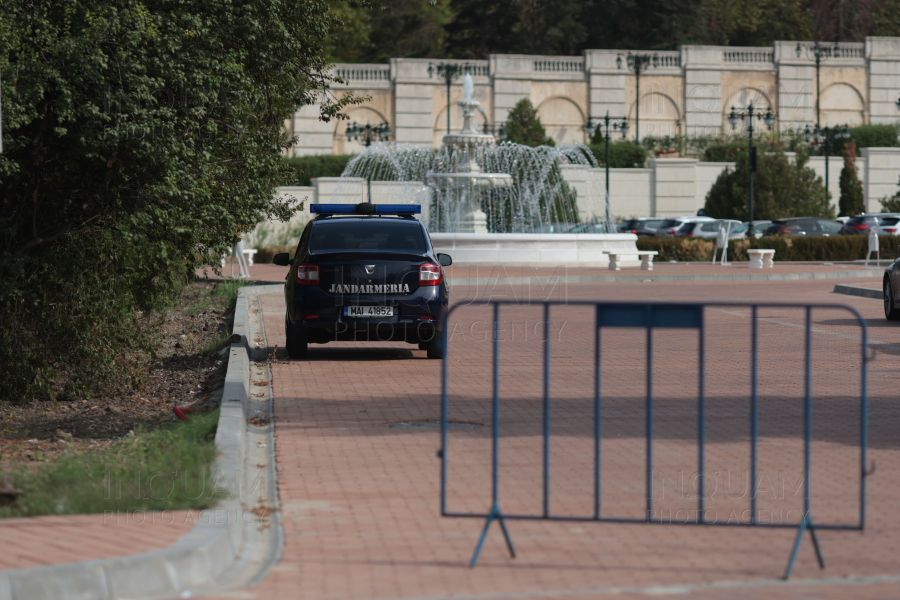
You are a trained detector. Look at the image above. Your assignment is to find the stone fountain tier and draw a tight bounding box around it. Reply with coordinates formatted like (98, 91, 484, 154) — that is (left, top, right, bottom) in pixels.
(425, 81, 513, 233)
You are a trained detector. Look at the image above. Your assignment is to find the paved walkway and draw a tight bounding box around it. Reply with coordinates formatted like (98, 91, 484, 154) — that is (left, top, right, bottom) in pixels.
(0, 511, 194, 570)
(204, 275, 900, 599)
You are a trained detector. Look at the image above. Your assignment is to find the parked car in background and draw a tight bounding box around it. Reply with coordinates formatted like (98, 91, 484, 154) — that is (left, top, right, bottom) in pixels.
(616, 218, 666, 236)
(533, 222, 577, 233)
(656, 216, 715, 237)
(842, 215, 881, 235)
(676, 219, 743, 239)
(728, 220, 772, 239)
(764, 218, 843, 237)
(569, 222, 612, 234)
(878, 216, 900, 235)
(842, 213, 900, 235)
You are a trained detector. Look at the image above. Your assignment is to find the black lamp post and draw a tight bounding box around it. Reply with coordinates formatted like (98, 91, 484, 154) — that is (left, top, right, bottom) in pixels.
(617, 52, 657, 143)
(803, 124, 851, 209)
(345, 121, 392, 202)
(584, 112, 629, 230)
(797, 42, 840, 129)
(727, 103, 775, 238)
(428, 62, 471, 136)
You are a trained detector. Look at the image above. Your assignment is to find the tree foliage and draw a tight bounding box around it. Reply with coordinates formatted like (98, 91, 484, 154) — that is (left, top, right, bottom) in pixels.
(504, 99, 554, 147)
(0, 0, 364, 401)
(326, 0, 900, 61)
(839, 142, 865, 217)
(704, 146, 833, 221)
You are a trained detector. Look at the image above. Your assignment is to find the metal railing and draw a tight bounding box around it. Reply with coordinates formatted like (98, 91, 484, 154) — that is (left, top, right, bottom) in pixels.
(440, 300, 869, 578)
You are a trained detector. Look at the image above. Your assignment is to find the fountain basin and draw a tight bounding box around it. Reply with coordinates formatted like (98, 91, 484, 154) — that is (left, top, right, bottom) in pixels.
(430, 233, 640, 267)
(425, 172, 513, 190)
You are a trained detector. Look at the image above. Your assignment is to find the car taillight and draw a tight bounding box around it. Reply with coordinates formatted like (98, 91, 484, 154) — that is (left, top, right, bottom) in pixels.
(296, 263, 320, 285)
(419, 263, 442, 286)
(777, 229, 791, 234)
(851, 224, 868, 231)
(686, 232, 694, 237)
(627, 229, 638, 233)
(887, 228, 897, 233)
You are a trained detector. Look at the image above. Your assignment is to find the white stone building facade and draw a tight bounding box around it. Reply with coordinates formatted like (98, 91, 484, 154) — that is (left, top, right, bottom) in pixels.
(289, 37, 900, 156)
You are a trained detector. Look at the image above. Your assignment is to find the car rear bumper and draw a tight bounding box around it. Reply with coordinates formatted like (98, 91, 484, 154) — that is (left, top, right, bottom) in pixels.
(287, 284, 446, 344)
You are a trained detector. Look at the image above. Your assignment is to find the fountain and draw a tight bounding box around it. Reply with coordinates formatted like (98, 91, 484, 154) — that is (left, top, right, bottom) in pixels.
(322, 74, 642, 266)
(424, 74, 512, 233)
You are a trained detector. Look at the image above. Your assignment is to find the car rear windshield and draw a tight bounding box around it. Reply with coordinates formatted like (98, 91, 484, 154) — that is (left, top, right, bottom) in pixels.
(676, 223, 695, 234)
(882, 217, 900, 226)
(659, 219, 681, 228)
(310, 220, 427, 252)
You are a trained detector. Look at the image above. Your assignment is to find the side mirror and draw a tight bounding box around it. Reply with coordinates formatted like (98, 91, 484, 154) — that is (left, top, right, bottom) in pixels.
(273, 253, 293, 266)
(437, 253, 452, 267)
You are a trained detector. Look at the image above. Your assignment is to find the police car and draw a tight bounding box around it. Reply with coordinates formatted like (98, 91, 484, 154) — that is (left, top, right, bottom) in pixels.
(273, 203, 452, 359)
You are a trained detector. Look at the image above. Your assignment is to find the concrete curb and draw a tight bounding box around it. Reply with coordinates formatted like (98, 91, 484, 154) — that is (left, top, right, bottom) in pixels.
(0, 287, 259, 600)
(834, 283, 883, 299)
(447, 269, 883, 286)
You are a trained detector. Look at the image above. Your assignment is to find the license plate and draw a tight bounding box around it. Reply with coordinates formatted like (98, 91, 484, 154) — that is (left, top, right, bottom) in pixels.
(344, 306, 395, 318)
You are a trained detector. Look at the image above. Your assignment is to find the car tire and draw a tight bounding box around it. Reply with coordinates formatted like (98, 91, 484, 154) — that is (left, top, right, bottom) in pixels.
(425, 333, 445, 359)
(285, 316, 309, 358)
(885, 277, 900, 321)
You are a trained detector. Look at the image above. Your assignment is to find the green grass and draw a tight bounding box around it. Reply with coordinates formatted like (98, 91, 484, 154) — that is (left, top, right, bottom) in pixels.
(214, 279, 252, 309)
(0, 410, 224, 517)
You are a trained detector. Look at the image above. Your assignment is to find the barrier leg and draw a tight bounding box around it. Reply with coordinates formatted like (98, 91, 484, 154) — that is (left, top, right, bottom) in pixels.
(784, 513, 824, 579)
(470, 503, 515, 567)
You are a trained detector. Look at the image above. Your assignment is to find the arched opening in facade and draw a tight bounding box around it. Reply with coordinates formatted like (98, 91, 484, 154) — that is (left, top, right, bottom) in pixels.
(820, 83, 865, 127)
(628, 92, 681, 140)
(721, 87, 775, 134)
(536, 96, 586, 144)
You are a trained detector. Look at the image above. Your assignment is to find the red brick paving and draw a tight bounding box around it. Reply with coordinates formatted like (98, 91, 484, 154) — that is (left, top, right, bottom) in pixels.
(0, 511, 194, 570)
(203, 274, 900, 599)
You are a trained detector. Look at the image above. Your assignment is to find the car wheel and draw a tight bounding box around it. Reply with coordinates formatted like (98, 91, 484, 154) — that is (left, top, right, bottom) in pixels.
(885, 277, 900, 321)
(285, 316, 308, 358)
(425, 333, 445, 359)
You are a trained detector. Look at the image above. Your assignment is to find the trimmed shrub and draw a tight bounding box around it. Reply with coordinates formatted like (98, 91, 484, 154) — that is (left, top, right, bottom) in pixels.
(283, 155, 355, 186)
(703, 142, 754, 162)
(638, 235, 900, 262)
(588, 141, 648, 168)
(635, 237, 714, 261)
(830, 124, 900, 156)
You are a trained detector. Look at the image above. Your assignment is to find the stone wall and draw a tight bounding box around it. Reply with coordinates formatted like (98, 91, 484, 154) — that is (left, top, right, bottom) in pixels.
(288, 38, 900, 157)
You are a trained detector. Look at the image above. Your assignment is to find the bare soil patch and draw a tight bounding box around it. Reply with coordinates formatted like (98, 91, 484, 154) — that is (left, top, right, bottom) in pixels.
(0, 280, 240, 472)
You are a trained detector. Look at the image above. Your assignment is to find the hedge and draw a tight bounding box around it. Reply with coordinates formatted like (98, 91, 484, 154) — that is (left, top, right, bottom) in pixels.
(637, 235, 900, 262)
(588, 141, 648, 168)
(283, 154, 355, 186)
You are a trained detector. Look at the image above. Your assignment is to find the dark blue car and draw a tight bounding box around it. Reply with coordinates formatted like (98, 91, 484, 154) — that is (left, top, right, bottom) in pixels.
(273, 203, 452, 359)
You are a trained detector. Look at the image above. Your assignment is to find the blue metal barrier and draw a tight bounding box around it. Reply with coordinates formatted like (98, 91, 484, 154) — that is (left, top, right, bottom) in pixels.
(439, 301, 869, 579)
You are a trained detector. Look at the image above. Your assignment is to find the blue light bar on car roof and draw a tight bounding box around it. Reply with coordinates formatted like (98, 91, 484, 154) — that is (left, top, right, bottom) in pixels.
(310, 203, 421, 215)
